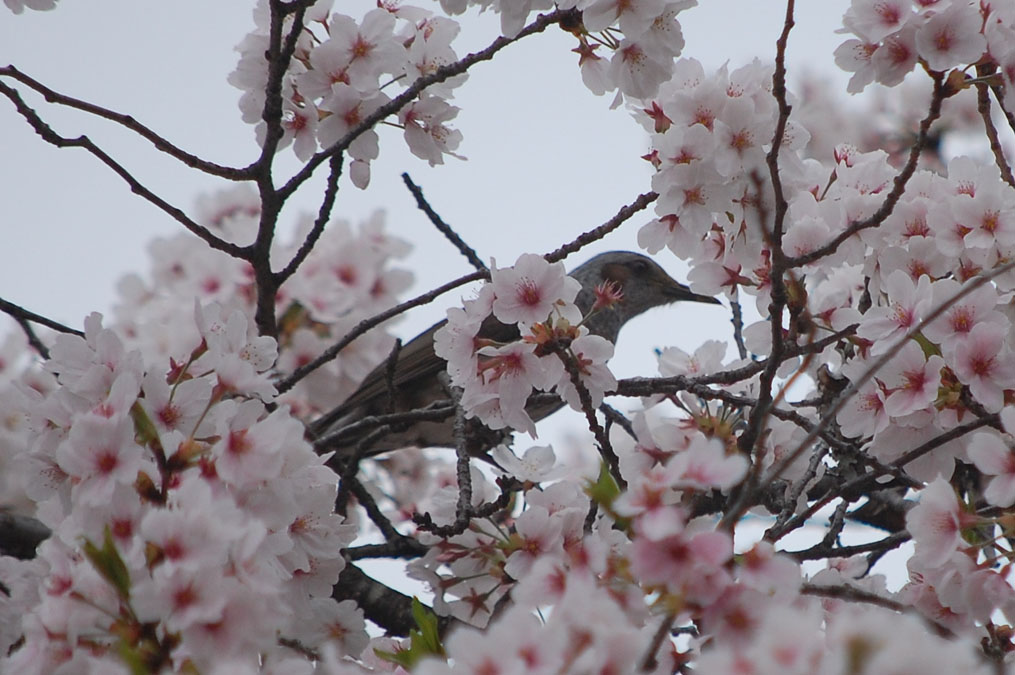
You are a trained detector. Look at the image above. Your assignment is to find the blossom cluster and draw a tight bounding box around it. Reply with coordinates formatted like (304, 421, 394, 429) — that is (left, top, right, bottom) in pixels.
(834, 0, 1014, 98)
(0, 187, 417, 671)
(0, 307, 365, 672)
(224, 0, 702, 185)
(229, 0, 468, 186)
(8, 0, 1015, 672)
(438, 0, 697, 100)
(105, 186, 412, 422)
(434, 253, 616, 436)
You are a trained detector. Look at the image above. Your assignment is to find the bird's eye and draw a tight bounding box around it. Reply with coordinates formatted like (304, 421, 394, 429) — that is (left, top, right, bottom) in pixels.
(629, 259, 650, 276)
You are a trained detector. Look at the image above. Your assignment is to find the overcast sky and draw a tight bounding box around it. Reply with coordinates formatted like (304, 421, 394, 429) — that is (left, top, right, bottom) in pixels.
(4, 0, 929, 589)
(2, 1, 849, 349)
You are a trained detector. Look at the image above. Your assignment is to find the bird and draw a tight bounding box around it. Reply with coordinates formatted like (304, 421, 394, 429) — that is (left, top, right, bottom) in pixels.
(312, 251, 721, 460)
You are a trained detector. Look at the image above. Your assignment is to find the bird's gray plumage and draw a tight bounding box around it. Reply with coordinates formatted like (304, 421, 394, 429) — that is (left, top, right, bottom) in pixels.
(313, 251, 720, 459)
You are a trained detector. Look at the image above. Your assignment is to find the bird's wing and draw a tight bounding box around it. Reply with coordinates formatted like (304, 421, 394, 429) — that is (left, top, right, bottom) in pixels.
(313, 314, 525, 430)
(333, 320, 449, 415)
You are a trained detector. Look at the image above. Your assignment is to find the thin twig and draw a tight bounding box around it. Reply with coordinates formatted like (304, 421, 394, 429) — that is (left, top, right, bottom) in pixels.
(13, 316, 50, 360)
(449, 384, 476, 531)
(413, 476, 519, 537)
(543, 192, 658, 264)
(600, 403, 637, 440)
(334, 427, 390, 514)
(785, 73, 946, 268)
(0, 81, 242, 258)
(343, 475, 403, 542)
(613, 325, 856, 397)
(383, 338, 404, 414)
(639, 611, 677, 672)
(799, 582, 906, 613)
(275, 154, 345, 284)
(554, 346, 625, 489)
(788, 531, 910, 562)
(344, 539, 428, 560)
(974, 65, 1015, 188)
(402, 173, 487, 272)
(0, 65, 251, 180)
(248, 2, 314, 338)
(313, 403, 456, 452)
(0, 296, 83, 338)
(730, 294, 748, 360)
(278, 269, 487, 394)
(278, 10, 569, 201)
(725, 0, 797, 531)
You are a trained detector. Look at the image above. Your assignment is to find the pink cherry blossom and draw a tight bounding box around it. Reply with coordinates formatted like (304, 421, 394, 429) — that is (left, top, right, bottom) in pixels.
(400, 95, 464, 166)
(905, 477, 972, 568)
(490, 253, 580, 326)
(923, 278, 1005, 350)
(665, 435, 748, 491)
(55, 413, 145, 507)
(873, 23, 918, 85)
(553, 333, 616, 411)
(491, 444, 566, 483)
(945, 322, 1015, 412)
(842, 0, 914, 43)
(609, 39, 673, 100)
(881, 340, 943, 417)
(212, 402, 293, 487)
(630, 523, 734, 604)
(856, 269, 933, 353)
(914, 1, 986, 72)
(712, 97, 772, 177)
(968, 428, 1015, 507)
(834, 38, 878, 93)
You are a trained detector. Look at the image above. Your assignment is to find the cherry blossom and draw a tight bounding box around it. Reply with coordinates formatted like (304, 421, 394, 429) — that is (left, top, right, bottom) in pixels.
(842, 0, 914, 43)
(906, 477, 974, 568)
(945, 322, 1015, 413)
(11, 0, 1015, 671)
(855, 269, 933, 352)
(968, 407, 1015, 507)
(914, 1, 986, 72)
(880, 340, 943, 417)
(490, 254, 580, 327)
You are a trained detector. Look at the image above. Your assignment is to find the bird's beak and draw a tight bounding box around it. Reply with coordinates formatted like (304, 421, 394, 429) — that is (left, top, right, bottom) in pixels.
(661, 279, 722, 305)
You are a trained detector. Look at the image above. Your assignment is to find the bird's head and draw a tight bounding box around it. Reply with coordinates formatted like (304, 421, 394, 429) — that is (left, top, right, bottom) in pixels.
(571, 251, 721, 342)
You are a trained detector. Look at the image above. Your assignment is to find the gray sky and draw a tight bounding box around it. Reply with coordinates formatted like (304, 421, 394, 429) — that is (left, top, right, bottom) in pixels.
(4, 0, 927, 591)
(1, 1, 849, 352)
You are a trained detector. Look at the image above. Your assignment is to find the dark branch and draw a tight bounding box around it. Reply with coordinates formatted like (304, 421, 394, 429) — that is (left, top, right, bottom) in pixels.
(278, 9, 569, 201)
(0, 80, 244, 258)
(0, 65, 251, 180)
(402, 173, 487, 272)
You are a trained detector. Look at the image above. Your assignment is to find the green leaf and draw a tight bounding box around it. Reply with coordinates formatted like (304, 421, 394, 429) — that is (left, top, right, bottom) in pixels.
(374, 597, 445, 669)
(83, 527, 131, 600)
(130, 400, 160, 447)
(411, 597, 442, 654)
(115, 641, 149, 675)
(585, 460, 621, 509)
(912, 332, 941, 358)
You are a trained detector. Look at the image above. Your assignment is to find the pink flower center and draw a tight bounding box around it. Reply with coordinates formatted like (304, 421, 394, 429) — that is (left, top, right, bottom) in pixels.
(517, 279, 541, 306)
(96, 450, 119, 475)
(227, 429, 252, 457)
(970, 354, 995, 377)
(950, 309, 972, 333)
(933, 28, 954, 53)
(172, 583, 198, 611)
(875, 2, 900, 25)
(981, 210, 1000, 234)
